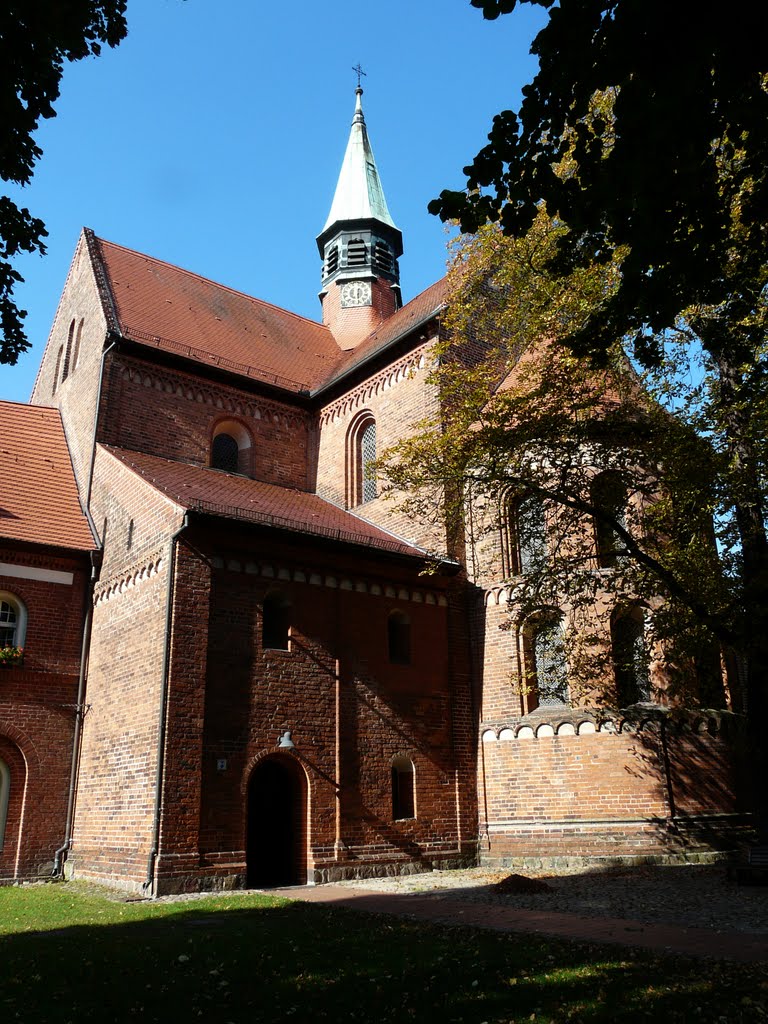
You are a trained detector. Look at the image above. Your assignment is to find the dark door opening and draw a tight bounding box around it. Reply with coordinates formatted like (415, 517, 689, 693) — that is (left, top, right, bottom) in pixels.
(246, 756, 306, 887)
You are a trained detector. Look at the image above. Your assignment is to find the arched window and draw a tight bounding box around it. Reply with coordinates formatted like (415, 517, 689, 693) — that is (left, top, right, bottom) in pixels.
(52, 345, 63, 395)
(71, 318, 84, 373)
(611, 606, 651, 705)
(210, 420, 253, 475)
(61, 319, 76, 382)
(503, 493, 547, 576)
(0, 593, 27, 651)
(592, 471, 628, 568)
(211, 433, 239, 473)
(524, 611, 569, 709)
(391, 756, 415, 820)
(388, 610, 411, 664)
(0, 758, 9, 851)
(346, 412, 377, 507)
(263, 592, 291, 651)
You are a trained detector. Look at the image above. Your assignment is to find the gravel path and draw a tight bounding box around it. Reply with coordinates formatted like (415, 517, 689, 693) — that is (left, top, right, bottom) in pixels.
(333, 863, 768, 935)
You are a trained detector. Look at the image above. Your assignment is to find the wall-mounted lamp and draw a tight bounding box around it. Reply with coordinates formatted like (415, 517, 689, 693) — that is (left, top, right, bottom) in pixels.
(278, 730, 295, 750)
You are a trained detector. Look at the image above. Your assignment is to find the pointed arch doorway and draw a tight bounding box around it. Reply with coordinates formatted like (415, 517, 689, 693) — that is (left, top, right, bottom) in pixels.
(246, 755, 308, 887)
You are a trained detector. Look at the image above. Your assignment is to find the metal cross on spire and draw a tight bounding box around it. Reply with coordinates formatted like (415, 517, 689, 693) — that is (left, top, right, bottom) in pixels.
(352, 63, 367, 89)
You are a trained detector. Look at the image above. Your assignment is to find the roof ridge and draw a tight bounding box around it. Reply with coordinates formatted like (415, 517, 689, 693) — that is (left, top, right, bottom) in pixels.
(95, 235, 336, 335)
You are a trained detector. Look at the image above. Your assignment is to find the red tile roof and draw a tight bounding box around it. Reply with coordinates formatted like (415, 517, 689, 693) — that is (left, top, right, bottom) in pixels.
(104, 447, 426, 559)
(88, 232, 445, 397)
(92, 236, 343, 393)
(0, 401, 96, 551)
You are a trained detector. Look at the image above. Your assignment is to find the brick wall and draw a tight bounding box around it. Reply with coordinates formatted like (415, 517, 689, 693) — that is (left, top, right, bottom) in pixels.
(30, 232, 111, 491)
(316, 335, 447, 553)
(68, 450, 182, 889)
(477, 710, 746, 863)
(96, 353, 312, 490)
(0, 548, 89, 879)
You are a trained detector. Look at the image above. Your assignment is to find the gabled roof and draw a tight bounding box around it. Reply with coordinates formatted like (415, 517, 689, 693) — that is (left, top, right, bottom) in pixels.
(90, 234, 343, 393)
(103, 447, 428, 559)
(0, 401, 96, 552)
(86, 230, 446, 398)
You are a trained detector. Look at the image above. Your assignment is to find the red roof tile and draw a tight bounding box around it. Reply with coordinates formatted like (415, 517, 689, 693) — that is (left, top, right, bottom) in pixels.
(92, 236, 344, 392)
(0, 401, 96, 551)
(89, 232, 446, 397)
(104, 447, 426, 558)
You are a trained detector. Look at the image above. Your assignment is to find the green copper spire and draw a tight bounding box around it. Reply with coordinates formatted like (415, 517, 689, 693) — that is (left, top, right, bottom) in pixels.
(321, 87, 399, 234)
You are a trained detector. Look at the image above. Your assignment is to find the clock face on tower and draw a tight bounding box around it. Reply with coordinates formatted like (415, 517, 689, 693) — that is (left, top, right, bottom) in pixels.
(340, 280, 372, 308)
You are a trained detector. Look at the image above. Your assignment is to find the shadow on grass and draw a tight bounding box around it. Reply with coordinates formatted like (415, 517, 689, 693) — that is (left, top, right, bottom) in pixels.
(1, 887, 767, 1023)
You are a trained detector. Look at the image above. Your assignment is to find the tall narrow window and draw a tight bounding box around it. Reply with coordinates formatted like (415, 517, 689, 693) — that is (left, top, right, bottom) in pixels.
(61, 319, 76, 382)
(592, 471, 628, 568)
(0, 758, 9, 851)
(373, 241, 392, 273)
(391, 756, 415, 820)
(211, 433, 239, 473)
(52, 346, 63, 395)
(504, 494, 547, 576)
(346, 412, 377, 507)
(611, 606, 651, 705)
(360, 420, 377, 502)
(388, 610, 411, 664)
(263, 592, 291, 651)
(526, 612, 569, 708)
(71, 318, 84, 373)
(325, 245, 339, 277)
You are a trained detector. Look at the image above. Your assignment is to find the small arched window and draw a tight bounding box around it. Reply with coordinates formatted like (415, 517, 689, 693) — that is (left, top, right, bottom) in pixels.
(346, 412, 377, 507)
(388, 610, 411, 665)
(524, 611, 569, 709)
(391, 756, 415, 820)
(211, 433, 239, 473)
(0, 758, 9, 851)
(611, 606, 651, 705)
(0, 593, 26, 651)
(263, 592, 291, 651)
(592, 471, 628, 568)
(210, 420, 253, 475)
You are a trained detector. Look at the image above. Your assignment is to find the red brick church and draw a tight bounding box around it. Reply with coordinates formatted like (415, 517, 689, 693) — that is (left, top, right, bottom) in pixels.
(0, 88, 747, 893)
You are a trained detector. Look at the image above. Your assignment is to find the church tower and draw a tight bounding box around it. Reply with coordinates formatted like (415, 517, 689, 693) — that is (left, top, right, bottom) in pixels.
(317, 85, 403, 348)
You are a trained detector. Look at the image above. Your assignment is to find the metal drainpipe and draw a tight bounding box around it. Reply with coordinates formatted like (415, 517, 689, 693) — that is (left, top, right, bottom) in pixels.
(52, 549, 99, 878)
(143, 513, 189, 897)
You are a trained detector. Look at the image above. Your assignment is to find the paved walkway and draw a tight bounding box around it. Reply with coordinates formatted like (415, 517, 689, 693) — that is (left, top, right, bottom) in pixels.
(278, 884, 768, 963)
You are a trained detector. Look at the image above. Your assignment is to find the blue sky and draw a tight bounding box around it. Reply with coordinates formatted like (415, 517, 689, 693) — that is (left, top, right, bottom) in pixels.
(1, 0, 547, 403)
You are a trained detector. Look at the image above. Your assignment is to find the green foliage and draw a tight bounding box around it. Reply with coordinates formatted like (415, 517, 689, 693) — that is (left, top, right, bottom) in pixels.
(380, 218, 741, 704)
(434, 2, 768, 368)
(0, 1, 128, 363)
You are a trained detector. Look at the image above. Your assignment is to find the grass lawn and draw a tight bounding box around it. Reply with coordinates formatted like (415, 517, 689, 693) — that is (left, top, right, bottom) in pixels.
(1, 883, 766, 1023)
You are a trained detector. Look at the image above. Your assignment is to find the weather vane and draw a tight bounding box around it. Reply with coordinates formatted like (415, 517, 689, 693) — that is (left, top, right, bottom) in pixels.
(352, 63, 367, 89)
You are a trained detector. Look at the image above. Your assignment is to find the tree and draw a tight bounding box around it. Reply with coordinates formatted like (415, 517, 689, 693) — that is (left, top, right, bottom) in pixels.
(0, 1, 128, 364)
(427, 0, 767, 837)
(381, 217, 734, 710)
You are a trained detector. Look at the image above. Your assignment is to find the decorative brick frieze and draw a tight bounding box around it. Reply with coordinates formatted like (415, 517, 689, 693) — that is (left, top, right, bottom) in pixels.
(318, 348, 429, 427)
(93, 549, 165, 605)
(209, 553, 447, 606)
